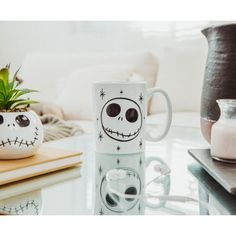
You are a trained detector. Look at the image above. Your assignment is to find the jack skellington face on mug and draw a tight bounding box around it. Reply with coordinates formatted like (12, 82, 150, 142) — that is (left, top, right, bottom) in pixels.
(101, 97, 142, 142)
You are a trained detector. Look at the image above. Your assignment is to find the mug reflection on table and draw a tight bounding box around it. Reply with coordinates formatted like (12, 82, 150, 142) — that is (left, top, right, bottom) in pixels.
(94, 152, 170, 215)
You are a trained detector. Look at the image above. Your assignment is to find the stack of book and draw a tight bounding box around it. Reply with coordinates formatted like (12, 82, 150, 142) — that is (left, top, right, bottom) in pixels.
(0, 145, 82, 186)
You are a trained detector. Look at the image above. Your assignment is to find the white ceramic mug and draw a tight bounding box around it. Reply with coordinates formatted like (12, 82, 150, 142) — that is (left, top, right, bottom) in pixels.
(93, 81, 172, 154)
(94, 152, 170, 215)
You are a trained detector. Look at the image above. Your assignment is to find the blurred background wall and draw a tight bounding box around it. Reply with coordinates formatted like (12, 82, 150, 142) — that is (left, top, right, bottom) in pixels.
(0, 21, 234, 113)
(0, 21, 214, 70)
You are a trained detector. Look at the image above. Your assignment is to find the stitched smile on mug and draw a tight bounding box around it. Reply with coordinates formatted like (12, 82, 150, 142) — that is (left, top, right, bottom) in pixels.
(101, 97, 143, 142)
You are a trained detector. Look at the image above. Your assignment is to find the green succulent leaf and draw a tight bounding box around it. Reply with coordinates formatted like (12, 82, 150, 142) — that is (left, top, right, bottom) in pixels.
(0, 76, 6, 94)
(11, 100, 39, 109)
(4, 99, 25, 110)
(0, 101, 5, 108)
(12, 89, 38, 100)
(0, 68, 9, 91)
(0, 88, 6, 100)
(0, 66, 39, 111)
(9, 67, 21, 89)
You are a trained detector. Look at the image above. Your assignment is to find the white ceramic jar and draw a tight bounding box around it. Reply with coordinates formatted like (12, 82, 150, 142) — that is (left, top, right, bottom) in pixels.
(0, 110, 43, 159)
(211, 99, 236, 160)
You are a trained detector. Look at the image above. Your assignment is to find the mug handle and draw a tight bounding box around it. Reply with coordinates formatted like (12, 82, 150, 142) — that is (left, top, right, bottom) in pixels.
(146, 88, 172, 142)
(144, 156, 171, 209)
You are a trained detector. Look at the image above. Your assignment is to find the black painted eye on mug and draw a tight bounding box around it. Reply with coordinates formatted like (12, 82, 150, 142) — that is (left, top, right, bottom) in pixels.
(0, 115, 3, 125)
(15, 115, 30, 127)
(106, 103, 121, 117)
(126, 108, 138, 123)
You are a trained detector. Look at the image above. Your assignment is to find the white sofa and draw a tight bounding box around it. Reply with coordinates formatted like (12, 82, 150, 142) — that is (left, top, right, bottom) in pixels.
(20, 51, 204, 134)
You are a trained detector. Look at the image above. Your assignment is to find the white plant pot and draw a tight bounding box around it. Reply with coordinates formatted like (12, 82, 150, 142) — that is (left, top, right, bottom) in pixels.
(0, 110, 43, 159)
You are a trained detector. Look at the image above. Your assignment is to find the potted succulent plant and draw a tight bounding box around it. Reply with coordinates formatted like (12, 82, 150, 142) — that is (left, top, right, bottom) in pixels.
(0, 65, 43, 159)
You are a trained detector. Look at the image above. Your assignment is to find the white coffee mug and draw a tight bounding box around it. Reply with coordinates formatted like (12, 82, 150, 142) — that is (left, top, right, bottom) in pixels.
(94, 152, 170, 215)
(93, 81, 172, 154)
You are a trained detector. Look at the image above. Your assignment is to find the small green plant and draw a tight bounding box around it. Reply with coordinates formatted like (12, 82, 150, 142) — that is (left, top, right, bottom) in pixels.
(0, 64, 38, 111)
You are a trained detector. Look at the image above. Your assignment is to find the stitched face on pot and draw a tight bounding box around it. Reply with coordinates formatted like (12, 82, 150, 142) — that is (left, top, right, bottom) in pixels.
(101, 98, 142, 142)
(0, 112, 41, 149)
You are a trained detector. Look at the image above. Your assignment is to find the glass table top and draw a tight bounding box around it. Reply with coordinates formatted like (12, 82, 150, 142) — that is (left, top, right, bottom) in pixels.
(0, 126, 235, 215)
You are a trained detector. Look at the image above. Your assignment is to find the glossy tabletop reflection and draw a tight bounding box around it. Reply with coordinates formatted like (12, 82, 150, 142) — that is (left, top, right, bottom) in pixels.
(1, 126, 235, 215)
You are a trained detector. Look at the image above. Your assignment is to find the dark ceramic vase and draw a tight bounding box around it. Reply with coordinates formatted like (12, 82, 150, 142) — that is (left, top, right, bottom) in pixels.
(201, 24, 236, 143)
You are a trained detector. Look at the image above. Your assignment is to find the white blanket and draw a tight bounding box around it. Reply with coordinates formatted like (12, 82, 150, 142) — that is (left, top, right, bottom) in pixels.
(40, 115, 84, 142)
